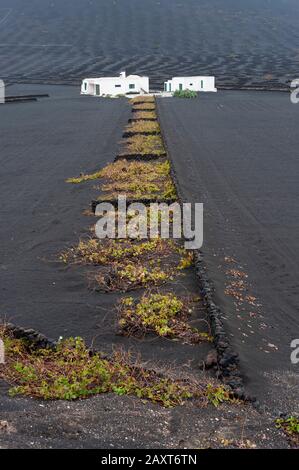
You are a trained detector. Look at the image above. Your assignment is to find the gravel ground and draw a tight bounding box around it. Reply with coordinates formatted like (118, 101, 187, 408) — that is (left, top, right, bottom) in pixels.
(0, 86, 296, 449)
(0, 379, 290, 449)
(157, 91, 299, 414)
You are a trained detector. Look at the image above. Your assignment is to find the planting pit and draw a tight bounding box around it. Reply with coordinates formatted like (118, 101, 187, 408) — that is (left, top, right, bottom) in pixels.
(115, 153, 166, 161)
(119, 134, 166, 158)
(99, 178, 176, 200)
(61, 237, 194, 292)
(132, 103, 156, 112)
(118, 292, 212, 344)
(91, 196, 177, 213)
(102, 183, 174, 198)
(123, 120, 160, 137)
(89, 159, 176, 202)
(87, 208, 178, 246)
(275, 417, 299, 447)
(129, 111, 157, 121)
(67, 159, 176, 203)
(67, 159, 170, 185)
(1, 325, 227, 407)
(123, 132, 160, 138)
(60, 238, 191, 267)
(93, 263, 175, 292)
(130, 96, 155, 105)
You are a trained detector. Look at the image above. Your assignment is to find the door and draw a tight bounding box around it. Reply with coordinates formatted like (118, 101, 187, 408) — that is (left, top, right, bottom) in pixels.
(179, 83, 183, 91)
(169, 83, 172, 92)
(95, 84, 100, 96)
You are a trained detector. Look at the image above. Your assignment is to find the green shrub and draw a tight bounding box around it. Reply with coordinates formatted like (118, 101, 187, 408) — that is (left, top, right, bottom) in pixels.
(0, 327, 233, 408)
(0, 330, 194, 406)
(118, 292, 212, 343)
(276, 416, 299, 436)
(173, 89, 197, 98)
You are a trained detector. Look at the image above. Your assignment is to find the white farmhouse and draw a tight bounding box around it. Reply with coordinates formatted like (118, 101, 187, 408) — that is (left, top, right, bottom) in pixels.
(164, 76, 217, 93)
(81, 71, 149, 97)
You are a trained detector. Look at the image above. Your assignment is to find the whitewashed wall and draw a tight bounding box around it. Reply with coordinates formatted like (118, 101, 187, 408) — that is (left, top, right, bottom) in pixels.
(165, 76, 217, 92)
(81, 76, 149, 96)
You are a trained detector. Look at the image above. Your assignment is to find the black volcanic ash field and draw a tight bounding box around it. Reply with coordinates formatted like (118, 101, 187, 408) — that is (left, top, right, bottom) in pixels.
(0, 0, 299, 87)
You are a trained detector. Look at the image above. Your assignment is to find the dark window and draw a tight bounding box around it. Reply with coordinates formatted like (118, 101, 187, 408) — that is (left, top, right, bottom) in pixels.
(129, 84, 135, 89)
(190, 83, 193, 86)
(115, 84, 121, 88)
(84, 82, 87, 90)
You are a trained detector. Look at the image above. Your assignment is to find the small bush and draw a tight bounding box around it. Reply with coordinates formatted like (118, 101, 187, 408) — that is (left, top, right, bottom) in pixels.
(130, 96, 155, 105)
(205, 384, 231, 407)
(133, 111, 157, 120)
(60, 238, 181, 266)
(95, 263, 174, 292)
(276, 416, 299, 445)
(118, 292, 212, 343)
(88, 207, 177, 238)
(132, 103, 156, 111)
(0, 327, 231, 407)
(121, 135, 165, 156)
(66, 160, 170, 185)
(173, 89, 197, 98)
(100, 160, 171, 181)
(66, 170, 103, 184)
(125, 120, 160, 134)
(101, 179, 176, 200)
(61, 237, 194, 291)
(0, 329, 195, 406)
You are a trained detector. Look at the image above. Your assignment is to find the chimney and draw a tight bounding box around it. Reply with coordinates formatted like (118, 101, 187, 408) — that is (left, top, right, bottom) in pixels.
(120, 71, 126, 79)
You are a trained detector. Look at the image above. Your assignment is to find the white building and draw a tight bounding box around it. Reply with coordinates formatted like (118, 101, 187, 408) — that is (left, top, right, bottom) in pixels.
(81, 71, 149, 97)
(164, 76, 217, 93)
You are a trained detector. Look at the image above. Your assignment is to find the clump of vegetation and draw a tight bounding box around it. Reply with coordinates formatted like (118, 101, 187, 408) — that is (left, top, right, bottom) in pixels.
(61, 238, 193, 292)
(133, 111, 157, 120)
(173, 89, 197, 98)
(89, 207, 177, 238)
(160, 180, 177, 199)
(176, 251, 194, 270)
(121, 135, 165, 156)
(118, 292, 212, 343)
(132, 103, 156, 111)
(130, 96, 155, 105)
(95, 263, 174, 292)
(205, 384, 232, 407)
(66, 159, 171, 187)
(276, 416, 299, 445)
(125, 120, 160, 134)
(60, 238, 182, 266)
(101, 178, 176, 200)
(100, 159, 171, 181)
(0, 329, 194, 406)
(66, 169, 103, 184)
(0, 327, 232, 407)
